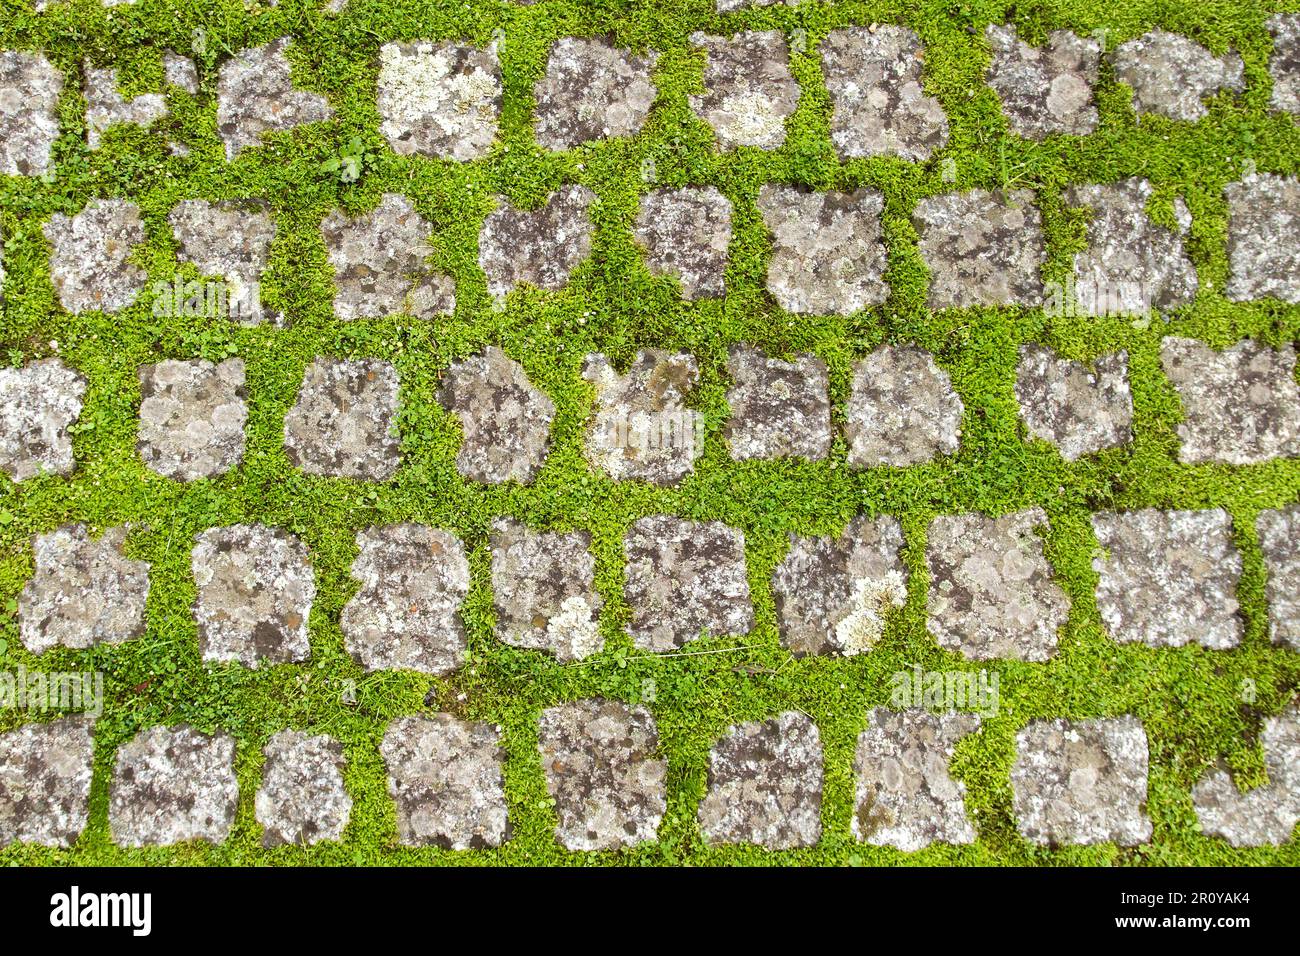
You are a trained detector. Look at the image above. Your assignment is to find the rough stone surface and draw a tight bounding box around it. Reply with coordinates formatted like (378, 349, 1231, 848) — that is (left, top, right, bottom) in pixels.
(283, 358, 401, 480)
(85, 63, 167, 149)
(437, 347, 554, 483)
(1160, 337, 1300, 465)
(1193, 704, 1300, 846)
(1011, 716, 1152, 846)
(926, 509, 1068, 662)
(0, 51, 62, 176)
(845, 346, 963, 467)
(1224, 174, 1300, 304)
(985, 26, 1100, 140)
(821, 25, 949, 161)
(380, 714, 507, 849)
(913, 189, 1044, 308)
(1269, 15, 1300, 115)
(1257, 507, 1300, 651)
(623, 515, 753, 652)
(853, 707, 980, 850)
(0, 718, 95, 848)
(44, 199, 148, 314)
(688, 30, 798, 150)
(633, 187, 731, 300)
(216, 37, 333, 160)
(256, 730, 351, 847)
(1111, 30, 1243, 122)
(0, 359, 86, 482)
(757, 185, 888, 315)
(377, 41, 501, 161)
(20, 524, 150, 655)
(489, 518, 602, 662)
(538, 699, 666, 850)
(479, 186, 594, 301)
(169, 199, 277, 324)
(341, 524, 469, 676)
(109, 725, 239, 847)
(137, 358, 247, 480)
(534, 37, 657, 150)
(724, 344, 831, 461)
(1014, 346, 1132, 460)
(163, 52, 199, 94)
(1091, 508, 1242, 650)
(191, 524, 315, 667)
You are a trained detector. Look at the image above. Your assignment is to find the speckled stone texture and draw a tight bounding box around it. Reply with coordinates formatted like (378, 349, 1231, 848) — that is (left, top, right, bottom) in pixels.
(191, 524, 315, 667)
(1160, 337, 1300, 465)
(0, 359, 86, 482)
(256, 730, 351, 847)
(1012, 716, 1152, 846)
(380, 714, 508, 849)
(633, 187, 732, 300)
(845, 345, 963, 468)
(1064, 178, 1197, 315)
(109, 725, 239, 847)
(984, 26, 1099, 140)
(137, 358, 247, 480)
(1257, 507, 1300, 651)
(534, 37, 657, 150)
(582, 349, 703, 485)
(724, 345, 831, 461)
(489, 518, 602, 662)
(758, 185, 888, 315)
(20, 524, 149, 655)
(169, 199, 277, 324)
(163, 52, 199, 94)
(913, 189, 1044, 308)
(538, 699, 666, 850)
(1193, 704, 1300, 847)
(437, 347, 554, 484)
(0, 51, 62, 176)
(1269, 15, 1300, 114)
(377, 41, 501, 161)
(216, 37, 333, 160)
(44, 199, 148, 314)
(624, 515, 754, 652)
(340, 524, 469, 675)
(85, 63, 166, 149)
(821, 25, 949, 161)
(853, 707, 980, 850)
(479, 186, 594, 301)
(926, 509, 1068, 662)
(772, 516, 907, 657)
(688, 30, 798, 150)
(283, 358, 401, 480)
(1015, 346, 1132, 460)
(1224, 174, 1300, 304)
(0, 718, 95, 848)
(1091, 508, 1242, 650)
(1111, 30, 1243, 122)
(698, 712, 823, 848)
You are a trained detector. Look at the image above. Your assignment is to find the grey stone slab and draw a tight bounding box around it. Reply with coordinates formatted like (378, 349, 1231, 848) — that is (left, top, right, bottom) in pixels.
(1111, 30, 1243, 122)
(724, 344, 831, 461)
(688, 30, 798, 150)
(138, 358, 247, 480)
(534, 37, 656, 150)
(1269, 15, 1300, 115)
(1257, 506, 1300, 651)
(85, 62, 166, 149)
(378, 41, 501, 161)
(169, 199, 277, 324)
(845, 345, 963, 467)
(0, 718, 95, 848)
(256, 730, 351, 847)
(0, 51, 62, 176)
(216, 38, 333, 160)
(0, 359, 86, 482)
(44, 199, 148, 314)
(985, 25, 1099, 140)
(1015, 346, 1132, 460)
(283, 358, 401, 480)
(1193, 704, 1300, 846)
(1224, 174, 1300, 304)
(633, 186, 731, 300)
(479, 186, 594, 301)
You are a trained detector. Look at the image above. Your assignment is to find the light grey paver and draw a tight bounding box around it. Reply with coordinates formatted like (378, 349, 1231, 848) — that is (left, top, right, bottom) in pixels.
(283, 358, 401, 480)
(377, 41, 501, 161)
(724, 344, 831, 461)
(985, 25, 1100, 140)
(845, 346, 963, 467)
(1193, 704, 1300, 847)
(256, 730, 351, 847)
(44, 199, 148, 314)
(688, 30, 798, 150)
(85, 62, 167, 149)
(1111, 30, 1243, 122)
(534, 37, 657, 150)
(1224, 174, 1300, 304)
(1015, 346, 1132, 460)
(479, 186, 595, 301)
(0, 718, 95, 848)
(169, 199, 277, 324)
(0, 359, 86, 482)
(216, 37, 333, 160)
(137, 358, 247, 480)
(0, 51, 62, 176)
(1269, 15, 1300, 115)
(1257, 506, 1300, 651)
(633, 187, 732, 300)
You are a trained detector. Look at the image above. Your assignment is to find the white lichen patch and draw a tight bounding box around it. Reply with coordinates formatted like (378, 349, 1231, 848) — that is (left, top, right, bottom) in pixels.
(833, 570, 908, 656)
(0, 359, 86, 482)
(44, 199, 149, 314)
(0, 51, 62, 176)
(377, 41, 501, 161)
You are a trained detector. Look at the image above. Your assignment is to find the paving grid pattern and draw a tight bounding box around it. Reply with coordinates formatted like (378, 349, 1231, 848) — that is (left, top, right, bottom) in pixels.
(0, 1, 1299, 866)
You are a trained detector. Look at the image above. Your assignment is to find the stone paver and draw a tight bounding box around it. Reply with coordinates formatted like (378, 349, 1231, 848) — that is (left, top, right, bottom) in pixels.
(1224, 174, 1300, 304)
(1257, 507, 1300, 651)
(1269, 15, 1300, 115)
(256, 730, 351, 847)
(633, 187, 731, 300)
(1015, 346, 1132, 460)
(137, 358, 247, 480)
(163, 52, 199, 95)
(688, 30, 798, 150)
(169, 199, 277, 324)
(0, 718, 95, 848)
(1193, 704, 1300, 847)
(479, 186, 594, 301)
(341, 524, 469, 676)
(534, 38, 657, 151)
(539, 699, 666, 851)
(0, 359, 86, 482)
(845, 345, 963, 467)
(377, 41, 501, 161)
(216, 37, 333, 160)
(1111, 30, 1243, 122)
(44, 199, 148, 314)
(1012, 716, 1152, 846)
(85, 63, 166, 149)
(283, 358, 401, 480)
(0, 51, 62, 176)
(926, 509, 1068, 662)
(985, 26, 1100, 140)
(1091, 508, 1242, 650)
(724, 345, 831, 461)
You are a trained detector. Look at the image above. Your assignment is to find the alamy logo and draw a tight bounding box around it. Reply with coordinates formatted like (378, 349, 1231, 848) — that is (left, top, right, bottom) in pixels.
(49, 886, 151, 936)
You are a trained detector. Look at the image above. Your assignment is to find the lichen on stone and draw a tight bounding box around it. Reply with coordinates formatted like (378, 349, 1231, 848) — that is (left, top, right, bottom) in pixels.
(216, 37, 333, 160)
(377, 41, 501, 161)
(478, 186, 595, 301)
(44, 199, 149, 314)
(283, 358, 401, 480)
(984, 25, 1100, 140)
(633, 186, 732, 300)
(688, 30, 799, 150)
(845, 345, 963, 467)
(137, 358, 247, 480)
(533, 37, 657, 151)
(0, 359, 86, 482)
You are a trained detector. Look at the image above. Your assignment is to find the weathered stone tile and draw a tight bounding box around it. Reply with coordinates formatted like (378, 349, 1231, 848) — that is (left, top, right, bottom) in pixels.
(623, 515, 753, 652)
(699, 711, 822, 848)
(283, 358, 401, 480)
(1015, 346, 1132, 460)
(437, 347, 554, 484)
(380, 714, 507, 849)
(724, 344, 831, 461)
(913, 189, 1044, 308)
(1091, 508, 1242, 650)
(845, 345, 963, 467)
(1111, 30, 1243, 122)
(489, 518, 602, 662)
(0, 718, 95, 848)
(1224, 174, 1300, 304)
(534, 37, 656, 151)
(44, 199, 148, 314)
(0, 359, 86, 482)
(20, 524, 149, 655)
(0, 51, 62, 176)
(169, 199, 277, 324)
(758, 185, 888, 315)
(192, 524, 315, 667)
(256, 730, 351, 847)
(85, 62, 166, 149)
(821, 25, 949, 161)
(984, 26, 1100, 140)
(216, 37, 333, 160)
(321, 193, 454, 321)
(341, 524, 468, 676)
(539, 699, 666, 850)
(1012, 716, 1152, 846)
(1257, 506, 1300, 651)
(479, 186, 594, 301)
(688, 30, 798, 150)
(109, 725, 239, 847)
(633, 186, 731, 300)
(1193, 704, 1300, 846)
(163, 52, 199, 94)
(377, 41, 501, 161)
(1160, 337, 1300, 465)
(138, 358, 247, 480)
(853, 707, 980, 850)
(926, 509, 1068, 662)
(582, 349, 702, 485)
(1269, 15, 1300, 114)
